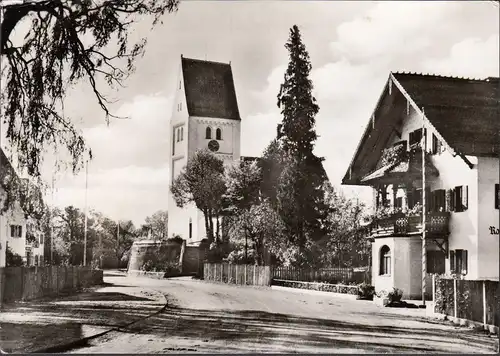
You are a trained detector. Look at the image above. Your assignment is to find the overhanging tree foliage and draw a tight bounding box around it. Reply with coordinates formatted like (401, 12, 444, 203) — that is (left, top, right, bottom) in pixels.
(0, 0, 179, 180)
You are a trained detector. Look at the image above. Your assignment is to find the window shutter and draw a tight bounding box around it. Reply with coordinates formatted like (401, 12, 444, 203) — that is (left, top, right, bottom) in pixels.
(462, 250, 468, 275)
(454, 186, 464, 212)
(495, 184, 499, 210)
(430, 190, 436, 212)
(462, 186, 468, 211)
(450, 250, 455, 274)
(440, 189, 446, 211)
(446, 189, 455, 212)
(425, 187, 431, 212)
(407, 189, 413, 209)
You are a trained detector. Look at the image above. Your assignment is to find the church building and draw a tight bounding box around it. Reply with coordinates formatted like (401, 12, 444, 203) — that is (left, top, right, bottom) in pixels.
(167, 56, 243, 245)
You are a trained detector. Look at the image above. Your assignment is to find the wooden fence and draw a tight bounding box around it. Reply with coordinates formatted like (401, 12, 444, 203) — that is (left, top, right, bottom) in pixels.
(272, 266, 371, 285)
(433, 275, 499, 328)
(203, 263, 272, 286)
(0, 266, 104, 306)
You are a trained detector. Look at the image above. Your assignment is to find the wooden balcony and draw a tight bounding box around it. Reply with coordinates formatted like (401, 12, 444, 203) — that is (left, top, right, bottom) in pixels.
(370, 212, 450, 238)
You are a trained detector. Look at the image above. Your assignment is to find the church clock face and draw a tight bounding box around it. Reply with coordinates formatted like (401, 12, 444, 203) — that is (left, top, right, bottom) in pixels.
(208, 139, 220, 152)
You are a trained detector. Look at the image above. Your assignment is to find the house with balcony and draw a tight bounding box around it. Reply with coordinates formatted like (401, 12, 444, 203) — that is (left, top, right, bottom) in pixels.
(342, 72, 499, 300)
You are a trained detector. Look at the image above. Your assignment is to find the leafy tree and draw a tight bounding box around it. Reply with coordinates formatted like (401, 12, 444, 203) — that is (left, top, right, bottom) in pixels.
(224, 159, 263, 261)
(144, 210, 168, 241)
(170, 150, 226, 245)
(274, 25, 329, 265)
(0, 0, 179, 184)
(229, 199, 286, 265)
(224, 160, 262, 215)
(320, 186, 370, 268)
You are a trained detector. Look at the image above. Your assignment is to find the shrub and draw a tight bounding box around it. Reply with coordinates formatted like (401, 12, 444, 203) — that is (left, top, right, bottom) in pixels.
(140, 249, 181, 276)
(388, 287, 404, 303)
(357, 283, 375, 300)
(166, 235, 184, 244)
(6, 246, 24, 267)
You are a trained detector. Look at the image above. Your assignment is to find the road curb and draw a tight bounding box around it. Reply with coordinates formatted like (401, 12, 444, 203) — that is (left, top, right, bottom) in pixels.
(31, 293, 169, 354)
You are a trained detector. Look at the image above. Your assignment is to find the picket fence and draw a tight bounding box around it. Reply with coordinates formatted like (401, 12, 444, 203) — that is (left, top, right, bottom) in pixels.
(272, 266, 371, 285)
(432, 275, 499, 329)
(203, 263, 272, 286)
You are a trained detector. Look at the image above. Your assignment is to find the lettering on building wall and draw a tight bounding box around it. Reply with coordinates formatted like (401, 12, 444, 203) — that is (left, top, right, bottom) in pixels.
(489, 226, 499, 235)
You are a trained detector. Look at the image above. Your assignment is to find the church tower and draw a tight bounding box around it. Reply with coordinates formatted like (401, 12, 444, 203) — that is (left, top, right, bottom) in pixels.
(167, 56, 241, 245)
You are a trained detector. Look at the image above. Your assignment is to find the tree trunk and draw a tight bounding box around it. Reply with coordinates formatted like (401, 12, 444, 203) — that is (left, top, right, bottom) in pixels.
(216, 216, 220, 243)
(208, 210, 214, 244)
(203, 209, 211, 244)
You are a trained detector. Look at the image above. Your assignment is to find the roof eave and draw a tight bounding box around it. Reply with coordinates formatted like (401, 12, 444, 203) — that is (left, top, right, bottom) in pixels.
(389, 73, 475, 170)
(342, 74, 393, 184)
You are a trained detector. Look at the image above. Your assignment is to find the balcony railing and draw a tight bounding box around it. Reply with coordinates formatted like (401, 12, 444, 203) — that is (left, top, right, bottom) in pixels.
(370, 212, 450, 237)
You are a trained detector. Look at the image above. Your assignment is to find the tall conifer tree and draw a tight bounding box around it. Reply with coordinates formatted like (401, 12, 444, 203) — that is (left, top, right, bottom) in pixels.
(276, 25, 329, 265)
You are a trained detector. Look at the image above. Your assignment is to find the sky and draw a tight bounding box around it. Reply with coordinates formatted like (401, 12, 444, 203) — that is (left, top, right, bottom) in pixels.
(3, 1, 499, 227)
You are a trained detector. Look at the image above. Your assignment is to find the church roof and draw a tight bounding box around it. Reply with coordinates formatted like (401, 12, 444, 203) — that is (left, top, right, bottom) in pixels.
(181, 56, 241, 120)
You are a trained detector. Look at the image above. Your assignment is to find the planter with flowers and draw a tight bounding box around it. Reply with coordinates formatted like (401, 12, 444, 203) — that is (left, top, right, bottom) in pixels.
(374, 287, 404, 307)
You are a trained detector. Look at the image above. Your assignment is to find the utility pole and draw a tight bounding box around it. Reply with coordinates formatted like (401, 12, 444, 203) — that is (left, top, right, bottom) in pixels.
(50, 175, 55, 264)
(421, 109, 427, 306)
(117, 220, 120, 258)
(83, 160, 88, 266)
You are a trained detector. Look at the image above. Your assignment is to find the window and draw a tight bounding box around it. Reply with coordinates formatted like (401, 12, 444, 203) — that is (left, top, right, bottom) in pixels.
(431, 189, 446, 212)
(411, 188, 422, 208)
(495, 184, 499, 210)
(394, 197, 403, 210)
(431, 134, 444, 155)
(450, 249, 468, 275)
(189, 218, 192, 240)
(179, 81, 181, 90)
(39, 234, 44, 245)
(454, 186, 468, 213)
(206, 127, 212, 139)
(427, 250, 445, 274)
(409, 128, 426, 147)
(180, 127, 184, 141)
(379, 245, 391, 276)
(216, 128, 222, 140)
(10, 225, 22, 238)
(176, 128, 180, 142)
(172, 130, 176, 155)
(179, 102, 182, 111)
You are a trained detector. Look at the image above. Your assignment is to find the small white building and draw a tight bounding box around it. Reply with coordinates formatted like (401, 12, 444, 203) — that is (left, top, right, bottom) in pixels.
(167, 56, 243, 245)
(0, 149, 44, 267)
(342, 73, 499, 300)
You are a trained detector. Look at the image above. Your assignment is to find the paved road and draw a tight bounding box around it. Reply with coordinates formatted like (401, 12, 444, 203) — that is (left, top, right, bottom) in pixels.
(68, 273, 498, 354)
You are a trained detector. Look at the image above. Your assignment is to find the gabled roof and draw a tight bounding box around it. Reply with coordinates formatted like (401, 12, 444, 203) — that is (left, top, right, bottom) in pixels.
(0, 148, 17, 181)
(392, 73, 499, 157)
(342, 72, 500, 186)
(181, 56, 241, 120)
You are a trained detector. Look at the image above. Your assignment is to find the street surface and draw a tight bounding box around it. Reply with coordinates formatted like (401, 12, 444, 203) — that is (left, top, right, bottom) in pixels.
(67, 272, 498, 354)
